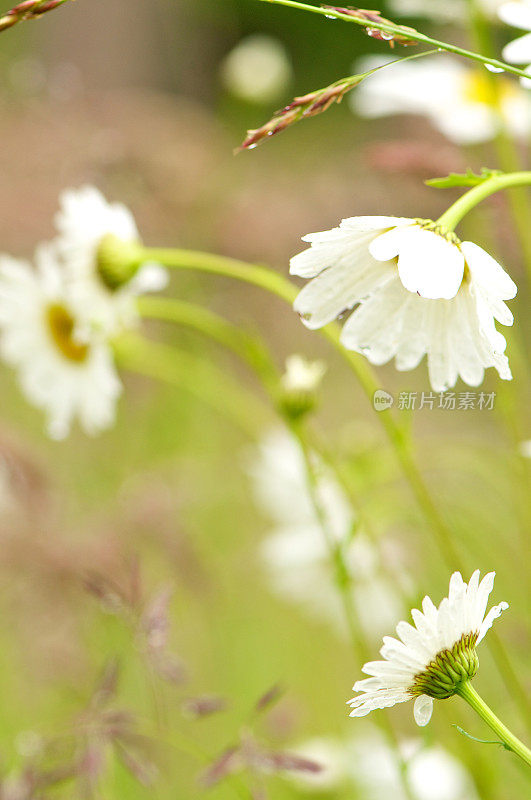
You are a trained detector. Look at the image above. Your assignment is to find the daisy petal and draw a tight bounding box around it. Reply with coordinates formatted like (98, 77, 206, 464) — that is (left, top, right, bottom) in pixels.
(394, 228, 465, 300)
(413, 695, 433, 727)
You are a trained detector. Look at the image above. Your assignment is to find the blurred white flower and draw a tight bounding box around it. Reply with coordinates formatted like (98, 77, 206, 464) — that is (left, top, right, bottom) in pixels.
(348, 570, 508, 726)
(220, 34, 292, 104)
(518, 439, 531, 457)
(281, 354, 326, 393)
(285, 737, 348, 792)
(291, 215, 516, 390)
(249, 428, 407, 639)
(390, 0, 504, 21)
(287, 730, 478, 799)
(499, 1, 531, 84)
(352, 55, 531, 143)
(0, 246, 121, 439)
(55, 186, 167, 335)
(351, 731, 479, 800)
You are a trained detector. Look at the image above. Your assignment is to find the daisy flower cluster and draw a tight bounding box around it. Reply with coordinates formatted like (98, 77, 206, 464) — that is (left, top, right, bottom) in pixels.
(248, 427, 409, 639)
(0, 187, 167, 439)
(291, 215, 517, 391)
(348, 570, 508, 726)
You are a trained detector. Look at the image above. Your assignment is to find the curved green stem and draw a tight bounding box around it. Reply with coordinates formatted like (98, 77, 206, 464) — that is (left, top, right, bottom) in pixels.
(457, 682, 531, 768)
(256, 0, 531, 80)
(137, 296, 279, 389)
(436, 172, 531, 231)
(133, 247, 456, 569)
(112, 333, 270, 438)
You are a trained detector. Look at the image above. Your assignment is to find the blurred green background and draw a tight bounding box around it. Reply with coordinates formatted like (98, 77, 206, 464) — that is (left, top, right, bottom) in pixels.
(0, 1, 529, 798)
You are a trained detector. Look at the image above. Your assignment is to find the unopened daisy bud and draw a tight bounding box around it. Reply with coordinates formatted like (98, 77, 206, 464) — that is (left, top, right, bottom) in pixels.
(96, 233, 143, 291)
(348, 570, 508, 727)
(279, 355, 326, 419)
(54, 186, 168, 334)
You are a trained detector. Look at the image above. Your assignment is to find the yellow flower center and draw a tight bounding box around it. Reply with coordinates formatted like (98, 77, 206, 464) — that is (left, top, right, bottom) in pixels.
(462, 73, 516, 109)
(45, 303, 89, 363)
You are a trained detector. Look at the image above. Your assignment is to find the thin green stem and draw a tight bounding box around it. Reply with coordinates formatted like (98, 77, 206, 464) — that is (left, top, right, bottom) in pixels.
(436, 171, 531, 230)
(457, 682, 531, 768)
(464, 0, 531, 280)
(290, 419, 417, 800)
(137, 295, 279, 389)
(256, 0, 531, 80)
(139, 293, 418, 791)
(139, 296, 393, 591)
(112, 333, 270, 438)
(134, 247, 456, 570)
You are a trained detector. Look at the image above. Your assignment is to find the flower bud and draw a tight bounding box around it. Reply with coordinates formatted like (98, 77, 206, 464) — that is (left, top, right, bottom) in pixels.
(279, 355, 326, 420)
(96, 234, 143, 291)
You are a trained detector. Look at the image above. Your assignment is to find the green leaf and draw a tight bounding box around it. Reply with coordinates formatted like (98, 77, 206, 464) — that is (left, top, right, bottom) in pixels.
(452, 724, 510, 750)
(426, 168, 504, 189)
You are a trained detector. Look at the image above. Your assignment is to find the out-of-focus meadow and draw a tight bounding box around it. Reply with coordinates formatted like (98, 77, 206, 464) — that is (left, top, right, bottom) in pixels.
(0, 1, 529, 798)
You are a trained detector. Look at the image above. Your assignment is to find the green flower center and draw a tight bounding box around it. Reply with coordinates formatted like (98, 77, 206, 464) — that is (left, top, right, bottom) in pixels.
(410, 632, 479, 700)
(46, 303, 89, 363)
(96, 233, 141, 292)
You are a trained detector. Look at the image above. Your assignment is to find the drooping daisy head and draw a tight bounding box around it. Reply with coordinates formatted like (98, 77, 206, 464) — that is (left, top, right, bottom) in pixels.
(54, 186, 168, 334)
(0, 245, 121, 439)
(290, 215, 517, 390)
(352, 55, 531, 143)
(348, 570, 508, 726)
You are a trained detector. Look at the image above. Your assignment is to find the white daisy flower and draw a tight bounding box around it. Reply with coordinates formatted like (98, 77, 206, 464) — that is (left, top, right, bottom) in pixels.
(348, 570, 508, 726)
(290, 216, 517, 391)
(249, 428, 407, 639)
(0, 245, 121, 439)
(499, 1, 531, 84)
(352, 56, 531, 143)
(54, 186, 168, 335)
